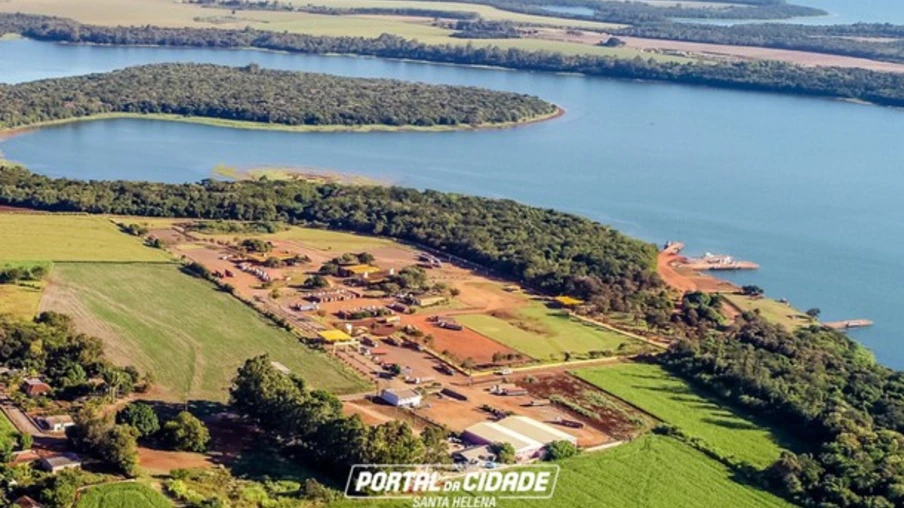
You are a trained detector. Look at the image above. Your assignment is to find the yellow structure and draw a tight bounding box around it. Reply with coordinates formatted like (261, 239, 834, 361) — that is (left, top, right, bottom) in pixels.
(553, 296, 584, 308)
(318, 329, 354, 342)
(339, 264, 382, 277)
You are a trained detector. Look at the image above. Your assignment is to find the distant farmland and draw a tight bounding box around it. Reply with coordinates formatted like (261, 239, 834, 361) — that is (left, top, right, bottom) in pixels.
(0, 213, 170, 262)
(42, 263, 369, 401)
(576, 363, 795, 468)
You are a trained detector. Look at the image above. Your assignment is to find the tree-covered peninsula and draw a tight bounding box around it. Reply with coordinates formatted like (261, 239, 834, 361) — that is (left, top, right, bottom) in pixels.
(0, 63, 557, 131)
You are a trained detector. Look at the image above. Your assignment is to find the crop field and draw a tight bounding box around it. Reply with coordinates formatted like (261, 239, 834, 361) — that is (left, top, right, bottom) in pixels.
(722, 293, 815, 330)
(502, 435, 793, 508)
(42, 263, 369, 401)
(457, 301, 639, 361)
(76, 482, 172, 508)
(0, 282, 44, 319)
(576, 363, 795, 468)
(331, 435, 792, 508)
(0, 411, 17, 441)
(0, 0, 695, 61)
(198, 225, 397, 253)
(0, 213, 170, 263)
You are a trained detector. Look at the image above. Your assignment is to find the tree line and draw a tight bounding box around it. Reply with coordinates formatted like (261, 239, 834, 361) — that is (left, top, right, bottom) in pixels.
(5, 14, 904, 108)
(230, 355, 449, 477)
(0, 164, 667, 320)
(190, 0, 481, 21)
(661, 315, 904, 507)
(618, 22, 904, 64)
(0, 62, 555, 130)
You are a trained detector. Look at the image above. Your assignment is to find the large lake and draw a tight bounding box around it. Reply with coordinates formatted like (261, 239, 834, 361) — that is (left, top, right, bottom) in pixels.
(2, 39, 902, 368)
(676, 0, 904, 25)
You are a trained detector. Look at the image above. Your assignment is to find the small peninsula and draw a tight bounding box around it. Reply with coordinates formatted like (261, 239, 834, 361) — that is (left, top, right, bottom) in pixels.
(0, 63, 559, 132)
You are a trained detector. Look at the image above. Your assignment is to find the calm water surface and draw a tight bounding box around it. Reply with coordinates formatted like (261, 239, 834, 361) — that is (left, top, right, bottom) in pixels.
(1, 39, 902, 367)
(676, 0, 904, 25)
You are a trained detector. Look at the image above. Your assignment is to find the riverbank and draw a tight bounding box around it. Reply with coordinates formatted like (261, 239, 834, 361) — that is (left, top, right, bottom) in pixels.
(211, 164, 388, 185)
(0, 108, 564, 139)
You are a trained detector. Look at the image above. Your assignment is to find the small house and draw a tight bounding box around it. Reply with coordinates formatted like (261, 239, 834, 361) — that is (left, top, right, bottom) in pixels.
(40, 415, 75, 433)
(39, 453, 82, 473)
(23, 378, 51, 398)
(379, 388, 422, 408)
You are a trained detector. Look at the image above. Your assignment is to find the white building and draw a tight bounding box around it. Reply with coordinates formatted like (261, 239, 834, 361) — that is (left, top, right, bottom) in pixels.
(379, 388, 422, 408)
(462, 416, 578, 461)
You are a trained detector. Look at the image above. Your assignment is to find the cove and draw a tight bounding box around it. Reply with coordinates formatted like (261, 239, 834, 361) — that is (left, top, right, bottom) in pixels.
(1, 38, 903, 368)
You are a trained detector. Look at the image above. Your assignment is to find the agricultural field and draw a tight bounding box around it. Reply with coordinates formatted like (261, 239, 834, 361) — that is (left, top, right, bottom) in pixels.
(502, 435, 793, 508)
(42, 263, 369, 401)
(331, 435, 792, 508)
(0, 280, 44, 319)
(76, 482, 172, 508)
(722, 293, 815, 330)
(195, 224, 397, 253)
(0, 0, 696, 60)
(576, 362, 795, 468)
(0, 213, 170, 263)
(457, 301, 641, 361)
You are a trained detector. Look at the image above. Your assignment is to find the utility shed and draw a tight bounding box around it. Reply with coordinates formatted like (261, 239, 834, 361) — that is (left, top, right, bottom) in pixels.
(380, 388, 422, 408)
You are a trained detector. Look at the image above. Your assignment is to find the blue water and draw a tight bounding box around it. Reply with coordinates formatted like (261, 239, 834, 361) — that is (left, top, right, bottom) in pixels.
(1, 39, 903, 368)
(676, 0, 904, 25)
(540, 5, 595, 17)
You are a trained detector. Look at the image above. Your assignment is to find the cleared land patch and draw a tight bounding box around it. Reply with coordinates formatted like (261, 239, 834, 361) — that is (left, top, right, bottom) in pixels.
(198, 225, 397, 253)
(76, 482, 172, 508)
(457, 301, 639, 361)
(722, 293, 814, 330)
(0, 213, 170, 262)
(41, 263, 369, 401)
(576, 362, 794, 468)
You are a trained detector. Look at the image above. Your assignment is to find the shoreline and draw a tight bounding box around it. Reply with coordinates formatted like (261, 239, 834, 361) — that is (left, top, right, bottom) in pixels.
(0, 108, 565, 139)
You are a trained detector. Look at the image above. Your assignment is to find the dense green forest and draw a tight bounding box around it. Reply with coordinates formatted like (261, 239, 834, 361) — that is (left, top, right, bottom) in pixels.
(0, 63, 555, 129)
(619, 22, 904, 64)
(662, 316, 904, 507)
(0, 165, 667, 318)
(4, 14, 904, 107)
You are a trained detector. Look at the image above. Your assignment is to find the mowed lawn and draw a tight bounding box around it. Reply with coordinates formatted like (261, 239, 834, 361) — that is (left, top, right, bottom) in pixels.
(76, 482, 172, 508)
(48, 263, 369, 401)
(576, 363, 794, 468)
(0, 214, 170, 262)
(457, 301, 639, 361)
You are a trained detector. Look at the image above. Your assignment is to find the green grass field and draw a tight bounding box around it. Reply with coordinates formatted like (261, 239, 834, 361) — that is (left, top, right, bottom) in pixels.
(576, 363, 795, 468)
(331, 435, 792, 508)
(0, 214, 170, 263)
(48, 263, 369, 401)
(0, 411, 17, 442)
(722, 293, 815, 330)
(201, 225, 398, 253)
(502, 435, 793, 508)
(457, 301, 639, 361)
(76, 482, 172, 508)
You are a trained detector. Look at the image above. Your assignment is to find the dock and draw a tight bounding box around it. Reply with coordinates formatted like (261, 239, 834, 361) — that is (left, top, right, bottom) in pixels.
(663, 242, 758, 271)
(824, 319, 874, 330)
